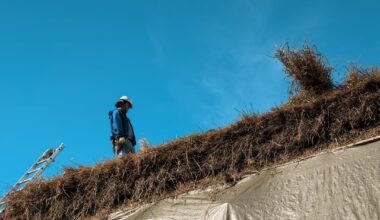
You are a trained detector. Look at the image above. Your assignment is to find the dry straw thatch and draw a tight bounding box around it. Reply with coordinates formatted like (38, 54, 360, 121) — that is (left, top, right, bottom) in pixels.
(275, 43, 334, 98)
(2, 46, 380, 220)
(138, 138, 151, 153)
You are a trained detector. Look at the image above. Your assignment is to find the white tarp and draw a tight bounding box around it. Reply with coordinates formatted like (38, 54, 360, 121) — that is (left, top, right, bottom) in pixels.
(110, 139, 380, 220)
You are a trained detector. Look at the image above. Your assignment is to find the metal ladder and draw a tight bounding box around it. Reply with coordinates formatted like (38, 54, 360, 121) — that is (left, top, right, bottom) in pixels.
(0, 143, 64, 213)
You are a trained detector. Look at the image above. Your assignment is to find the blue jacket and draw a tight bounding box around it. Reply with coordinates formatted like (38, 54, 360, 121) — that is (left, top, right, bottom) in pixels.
(109, 109, 136, 146)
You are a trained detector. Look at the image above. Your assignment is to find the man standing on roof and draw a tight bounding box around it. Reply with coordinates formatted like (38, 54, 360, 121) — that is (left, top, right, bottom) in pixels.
(109, 96, 136, 157)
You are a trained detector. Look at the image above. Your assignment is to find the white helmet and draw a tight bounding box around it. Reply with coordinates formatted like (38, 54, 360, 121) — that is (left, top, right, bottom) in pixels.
(120, 96, 133, 108)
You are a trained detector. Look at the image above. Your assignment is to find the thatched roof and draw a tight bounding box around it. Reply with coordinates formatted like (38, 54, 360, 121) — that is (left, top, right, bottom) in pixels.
(2, 46, 380, 220)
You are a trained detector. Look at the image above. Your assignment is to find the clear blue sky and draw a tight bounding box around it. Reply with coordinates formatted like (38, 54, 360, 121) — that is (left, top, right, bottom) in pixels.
(1, 0, 379, 196)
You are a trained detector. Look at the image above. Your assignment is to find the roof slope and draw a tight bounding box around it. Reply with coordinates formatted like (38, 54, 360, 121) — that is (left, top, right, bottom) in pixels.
(2, 53, 380, 220)
(109, 137, 380, 220)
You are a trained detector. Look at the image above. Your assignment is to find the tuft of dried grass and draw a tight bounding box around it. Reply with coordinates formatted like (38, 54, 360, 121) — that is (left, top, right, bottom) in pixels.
(275, 43, 334, 98)
(344, 66, 380, 89)
(139, 138, 151, 153)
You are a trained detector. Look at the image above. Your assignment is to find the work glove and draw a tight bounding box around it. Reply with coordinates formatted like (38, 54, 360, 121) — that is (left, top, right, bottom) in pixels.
(118, 137, 126, 145)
